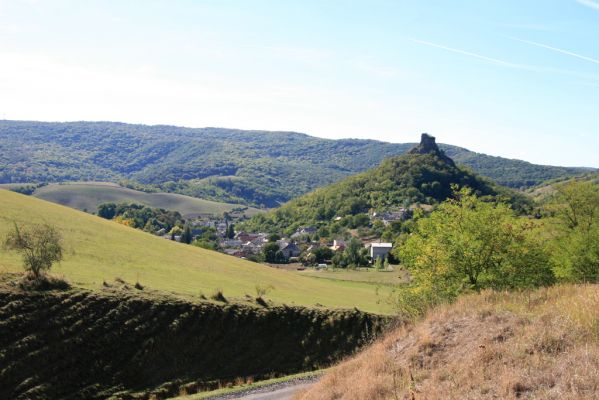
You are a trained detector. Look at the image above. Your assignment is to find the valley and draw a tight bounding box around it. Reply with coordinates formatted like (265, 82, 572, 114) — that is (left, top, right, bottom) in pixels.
(1, 126, 597, 400)
(0, 189, 393, 314)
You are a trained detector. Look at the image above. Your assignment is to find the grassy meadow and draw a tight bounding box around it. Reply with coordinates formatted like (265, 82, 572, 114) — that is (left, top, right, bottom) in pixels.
(0, 190, 393, 314)
(2, 182, 262, 218)
(296, 267, 409, 286)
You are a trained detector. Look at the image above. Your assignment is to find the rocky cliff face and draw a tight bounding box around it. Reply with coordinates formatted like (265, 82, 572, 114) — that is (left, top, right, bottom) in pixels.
(409, 133, 455, 166)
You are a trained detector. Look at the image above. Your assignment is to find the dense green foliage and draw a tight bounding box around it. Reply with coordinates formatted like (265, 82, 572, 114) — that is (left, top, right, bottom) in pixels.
(243, 136, 530, 236)
(548, 181, 599, 282)
(0, 279, 387, 399)
(262, 242, 286, 263)
(393, 180, 599, 320)
(332, 237, 369, 268)
(402, 190, 552, 286)
(97, 202, 184, 234)
(0, 120, 590, 207)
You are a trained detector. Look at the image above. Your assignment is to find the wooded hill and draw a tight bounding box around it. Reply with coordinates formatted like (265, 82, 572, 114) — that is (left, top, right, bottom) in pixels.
(0, 120, 591, 207)
(243, 134, 530, 235)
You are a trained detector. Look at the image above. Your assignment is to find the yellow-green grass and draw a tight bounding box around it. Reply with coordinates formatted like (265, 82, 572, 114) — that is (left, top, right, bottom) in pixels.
(16, 182, 262, 218)
(296, 268, 409, 286)
(0, 190, 392, 314)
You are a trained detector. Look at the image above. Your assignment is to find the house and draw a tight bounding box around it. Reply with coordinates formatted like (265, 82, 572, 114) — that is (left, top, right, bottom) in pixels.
(290, 226, 318, 239)
(278, 241, 302, 259)
(306, 243, 321, 253)
(221, 239, 243, 248)
(369, 242, 393, 260)
(223, 248, 248, 258)
(371, 209, 408, 226)
(330, 239, 346, 252)
(236, 231, 261, 243)
(242, 241, 263, 254)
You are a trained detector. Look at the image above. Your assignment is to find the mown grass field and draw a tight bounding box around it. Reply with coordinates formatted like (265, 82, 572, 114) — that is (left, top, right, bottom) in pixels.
(0, 190, 393, 314)
(296, 268, 409, 286)
(1, 182, 262, 218)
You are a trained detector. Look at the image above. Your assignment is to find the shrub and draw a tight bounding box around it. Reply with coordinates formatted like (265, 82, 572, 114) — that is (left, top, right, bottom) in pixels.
(210, 289, 227, 302)
(18, 273, 70, 291)
(255, 284, 274, 298)
(4, 223, 63, 279)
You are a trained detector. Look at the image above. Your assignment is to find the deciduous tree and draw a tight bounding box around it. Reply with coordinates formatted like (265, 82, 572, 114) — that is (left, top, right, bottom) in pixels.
(4, 223, 63, 279)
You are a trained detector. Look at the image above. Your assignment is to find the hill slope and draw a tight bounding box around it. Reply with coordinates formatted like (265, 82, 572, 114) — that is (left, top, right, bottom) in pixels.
(0, 280, 386, 399)
(298, 284, 599, 400)
(528, 171, 599, 203)
(0, 120, 591, 207)
(0, 190, 392, 314)
(25, 182, 261, 217)
(244, 134, 525, 234)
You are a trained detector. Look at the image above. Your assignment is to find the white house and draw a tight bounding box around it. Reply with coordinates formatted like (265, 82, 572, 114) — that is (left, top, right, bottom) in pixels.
(369, 242, 393, 260)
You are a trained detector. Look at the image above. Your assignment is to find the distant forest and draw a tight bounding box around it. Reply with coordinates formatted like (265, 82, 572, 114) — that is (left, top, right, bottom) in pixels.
(0, 120, 592, 207)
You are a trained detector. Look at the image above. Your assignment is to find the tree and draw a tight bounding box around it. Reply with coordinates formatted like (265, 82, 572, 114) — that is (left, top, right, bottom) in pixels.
(263, 242, 283, 263)
(4, 223, 63, 279)
(97, 203, 117, 219)
(313, 246, 334, 263)
(550, 181, 599, 282)
(343, 237, 368, 268)
(268, 233, 281, 242)
(169, 226, 183, 240)
(400, 188, 553, 297)
(180, 225, 193, 244)
(226, 223, 235, 239)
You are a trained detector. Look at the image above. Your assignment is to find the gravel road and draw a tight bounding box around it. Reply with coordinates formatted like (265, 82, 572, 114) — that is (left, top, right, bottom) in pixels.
(206, 377, 317, 400)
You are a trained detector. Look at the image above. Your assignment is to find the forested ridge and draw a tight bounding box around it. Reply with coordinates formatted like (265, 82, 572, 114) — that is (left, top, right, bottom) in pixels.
(0, 120, 591, 207)
(242, 134, 530, 235)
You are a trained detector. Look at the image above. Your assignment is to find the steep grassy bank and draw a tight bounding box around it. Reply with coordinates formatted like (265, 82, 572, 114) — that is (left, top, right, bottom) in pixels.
(297, 284, 599, 400)
(0, 277, 388, 400)
(0, 190, 392, 314)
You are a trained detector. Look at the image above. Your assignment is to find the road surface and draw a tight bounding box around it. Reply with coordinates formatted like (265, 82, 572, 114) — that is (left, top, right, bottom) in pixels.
(208, 378, 316, 400)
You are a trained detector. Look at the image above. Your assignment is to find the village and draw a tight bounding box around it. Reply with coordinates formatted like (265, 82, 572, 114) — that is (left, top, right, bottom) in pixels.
(161, 209, 411, 268)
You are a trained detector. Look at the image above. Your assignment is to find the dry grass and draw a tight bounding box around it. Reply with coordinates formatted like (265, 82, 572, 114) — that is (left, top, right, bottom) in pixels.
(296, 284, 599, 400)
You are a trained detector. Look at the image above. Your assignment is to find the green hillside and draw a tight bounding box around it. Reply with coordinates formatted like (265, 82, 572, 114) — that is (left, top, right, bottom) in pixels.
(0, 120, 591, 207)
(21, 182, 261, 218)
(528, 171, 599, 203)
(244, 134, 529, 235)
(0, 190, 392, 314)
(0, 281, 386, 399)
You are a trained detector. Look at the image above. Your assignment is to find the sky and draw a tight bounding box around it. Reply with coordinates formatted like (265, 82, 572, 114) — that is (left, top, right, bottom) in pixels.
(0, 0, 598, 167)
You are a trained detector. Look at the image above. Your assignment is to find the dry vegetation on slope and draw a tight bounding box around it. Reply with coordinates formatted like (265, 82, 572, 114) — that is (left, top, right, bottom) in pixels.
(297, 285, 599, 400)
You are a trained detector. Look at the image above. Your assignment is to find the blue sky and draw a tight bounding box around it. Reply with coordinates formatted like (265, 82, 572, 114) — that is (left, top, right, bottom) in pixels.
(0, 0, 598, 167)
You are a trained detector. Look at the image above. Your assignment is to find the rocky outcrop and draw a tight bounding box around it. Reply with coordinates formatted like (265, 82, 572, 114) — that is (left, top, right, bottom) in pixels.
(409, 133, 455, 166)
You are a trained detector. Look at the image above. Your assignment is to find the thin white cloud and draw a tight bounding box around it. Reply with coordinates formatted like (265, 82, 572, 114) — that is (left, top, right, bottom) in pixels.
(410, 37, 599, 83)
(410, 38, 522, 68)
(511, 37, 599, 65)
(577, 0, 599, 11)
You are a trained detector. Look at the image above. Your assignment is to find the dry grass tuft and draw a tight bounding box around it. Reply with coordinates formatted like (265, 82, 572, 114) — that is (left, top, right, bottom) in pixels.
(297, 284, 599, 400)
